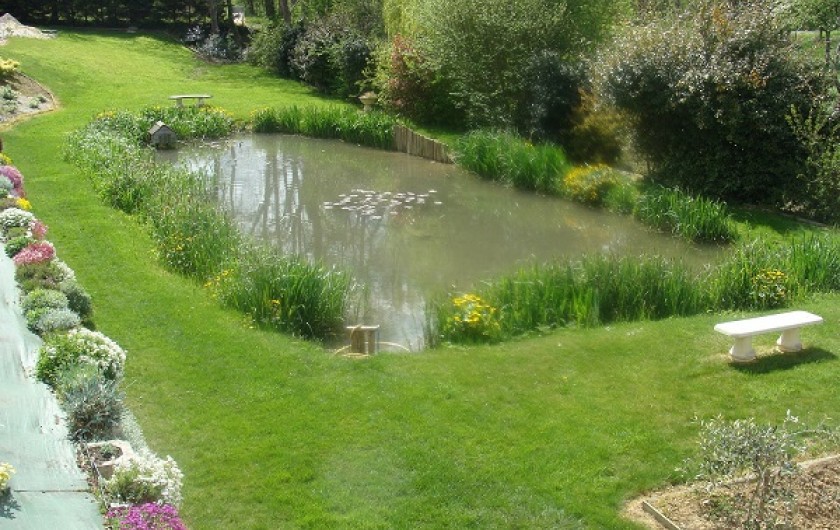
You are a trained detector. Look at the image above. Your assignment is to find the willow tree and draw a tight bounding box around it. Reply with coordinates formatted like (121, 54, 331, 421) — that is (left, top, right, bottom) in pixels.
(413, 0, 627, 127)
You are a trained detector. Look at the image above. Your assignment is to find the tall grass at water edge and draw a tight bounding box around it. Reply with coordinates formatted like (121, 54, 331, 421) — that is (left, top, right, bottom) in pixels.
(65, 107, 350, 340)
(454, 130, 570, 193)
(431, 233, 840, 344)
(250, 105, 399, 150)
(635, 186, 738, 243)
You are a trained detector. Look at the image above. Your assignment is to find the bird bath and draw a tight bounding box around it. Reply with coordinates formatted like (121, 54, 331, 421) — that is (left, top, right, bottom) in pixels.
(159, 134, 721, 350)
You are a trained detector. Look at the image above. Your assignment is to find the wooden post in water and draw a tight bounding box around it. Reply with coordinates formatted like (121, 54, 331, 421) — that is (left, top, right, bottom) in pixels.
(347, 325, 380, 355)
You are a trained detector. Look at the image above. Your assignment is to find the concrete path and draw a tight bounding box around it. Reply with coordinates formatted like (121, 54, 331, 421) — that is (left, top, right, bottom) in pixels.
(0, 250, 103, 529)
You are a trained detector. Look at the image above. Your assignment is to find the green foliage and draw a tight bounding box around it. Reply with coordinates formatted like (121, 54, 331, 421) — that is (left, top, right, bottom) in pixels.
(598, 0, 824, 204)
(787, 105, 840, 222)
(455, 130, 571, 193)
(250, 105, 398, 150)
(35, 328, 126, 388)
(4, 235, 33, 258)
(21, 288, 69, 314)
(415, 0, 623, 128)
(437, 293, 502, 344)
(58, 279, 94, 322)
(207, 245, 352, 340)
(291, 15, 373, 96)
(518, 53, 586, 142)
(14, 260, 73, 293)
(372, 34, 464, 126)
(634, 186, 738, 243)
(249, 22, 308, 78)
(145, 196, 241, 281)
(55, 364, 124, 442)
(691, 413, 812, 529)
(431, 254, 705, 343)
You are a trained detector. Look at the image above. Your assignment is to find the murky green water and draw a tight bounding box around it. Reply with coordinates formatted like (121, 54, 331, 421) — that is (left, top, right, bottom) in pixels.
(160, 134, 720, 349)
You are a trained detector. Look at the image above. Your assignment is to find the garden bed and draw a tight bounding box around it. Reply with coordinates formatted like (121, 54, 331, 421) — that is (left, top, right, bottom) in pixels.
(0, 72, 55, 127)
(624, 454, 840, 529)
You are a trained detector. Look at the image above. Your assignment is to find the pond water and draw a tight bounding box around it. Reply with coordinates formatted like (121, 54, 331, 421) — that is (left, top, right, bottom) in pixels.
(160, 134, 720, 350)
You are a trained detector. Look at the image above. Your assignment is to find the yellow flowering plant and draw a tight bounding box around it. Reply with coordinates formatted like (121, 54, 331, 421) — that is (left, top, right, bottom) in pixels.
(751, 268, 789, 309)
(0, 462, 14, 492)
(441, 293, 502, 343)
(562, 164, 619, 206)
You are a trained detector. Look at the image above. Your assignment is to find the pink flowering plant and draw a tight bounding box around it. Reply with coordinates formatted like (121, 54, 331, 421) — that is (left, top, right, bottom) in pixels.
(13, 240, 56, 266)
(0, 165, 25, 197)
(32, 220, 48, 239)
(106, 503, 187, 530)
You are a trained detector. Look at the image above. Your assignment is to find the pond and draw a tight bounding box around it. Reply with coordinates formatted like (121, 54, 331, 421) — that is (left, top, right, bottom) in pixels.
(160, 134, 721, 350)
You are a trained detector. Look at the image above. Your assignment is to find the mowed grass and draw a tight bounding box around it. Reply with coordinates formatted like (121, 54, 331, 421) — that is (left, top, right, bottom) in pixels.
(3, 31, 840, 528)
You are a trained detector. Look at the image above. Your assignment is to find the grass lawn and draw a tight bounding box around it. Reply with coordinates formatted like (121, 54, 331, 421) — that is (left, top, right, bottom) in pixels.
(3, 31, 840, 528)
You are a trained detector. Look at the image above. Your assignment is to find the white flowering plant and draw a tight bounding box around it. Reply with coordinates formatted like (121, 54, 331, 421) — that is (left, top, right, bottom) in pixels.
(0, 207, 34, 237)
(105, 450, 183, 507)
(36, 327, 127, 388)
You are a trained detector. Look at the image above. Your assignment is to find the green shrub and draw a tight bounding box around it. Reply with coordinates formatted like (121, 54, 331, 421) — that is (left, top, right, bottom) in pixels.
(21, 288, 69, 314)
(249, 21, 307, 78)
(35, 328, 126, 388)
(597, 0, 823, 203)
(0, 57, 20, 81)
(26, 307, 80, 336)
(55, 365, 124, 442)
(562, 165, 620, 206)
(4, 235, 33, 258)
(372, 34, 464, 127)
(15, 259, 75, 293)
(787, 105, 840, 222)
(59, 279, 94, 322)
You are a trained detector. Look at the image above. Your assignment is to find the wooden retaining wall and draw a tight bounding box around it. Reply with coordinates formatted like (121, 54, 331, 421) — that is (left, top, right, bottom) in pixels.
(393, 124, 451, 164)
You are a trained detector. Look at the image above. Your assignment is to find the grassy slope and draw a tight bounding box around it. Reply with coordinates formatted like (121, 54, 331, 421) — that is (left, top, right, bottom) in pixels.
(3, 31, 840, 529)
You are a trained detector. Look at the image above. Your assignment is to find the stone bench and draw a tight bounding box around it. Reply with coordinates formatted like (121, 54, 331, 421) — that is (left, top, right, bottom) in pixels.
(169, 94, 212, 107)
(714, 310, 823, 362)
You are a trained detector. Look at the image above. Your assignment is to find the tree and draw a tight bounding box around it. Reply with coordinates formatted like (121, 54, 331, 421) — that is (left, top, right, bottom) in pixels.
(414, 0, 624, 128)
(790, 0, 840, 69)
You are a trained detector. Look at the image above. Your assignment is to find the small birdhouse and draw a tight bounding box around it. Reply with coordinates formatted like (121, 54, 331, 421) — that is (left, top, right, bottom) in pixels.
(148, 121, 177, 149)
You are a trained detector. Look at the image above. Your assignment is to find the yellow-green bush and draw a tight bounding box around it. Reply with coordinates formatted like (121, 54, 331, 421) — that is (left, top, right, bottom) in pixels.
(0, 58, 20, 81)
(562, 164, 619, 205)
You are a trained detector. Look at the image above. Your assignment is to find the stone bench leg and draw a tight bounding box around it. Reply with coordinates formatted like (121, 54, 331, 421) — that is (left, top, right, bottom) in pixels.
(174, 98, 183, 107)
(729, 337, 755, 363)
(777, 328, 803, 352)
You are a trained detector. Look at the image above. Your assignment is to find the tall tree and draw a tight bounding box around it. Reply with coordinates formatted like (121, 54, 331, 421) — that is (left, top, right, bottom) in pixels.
(790, 0, 840, 69)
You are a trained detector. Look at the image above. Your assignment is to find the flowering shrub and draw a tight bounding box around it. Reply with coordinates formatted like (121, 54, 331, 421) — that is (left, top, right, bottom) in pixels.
(27, 307, 81, 336)
(107, 503, 187, 530)
(751, 269, 789, 309)
(31, 219, 47, 239)
(36, 327, 127, 387)
(0, 176, 12, 196)
(0, 207, 35, 235)
(0, 57, 20, 81)
(0, 165, 24, 196)
(22, 288, 69, 314)
(15, 197, 31, 210)
(106, 451, 184, 507)
(0, 462, 14, 491)
(13, 240, 55, 266)
(0, 153, 12, 165)
(440, 293, 502, 343)
(562, 164, 619, 206)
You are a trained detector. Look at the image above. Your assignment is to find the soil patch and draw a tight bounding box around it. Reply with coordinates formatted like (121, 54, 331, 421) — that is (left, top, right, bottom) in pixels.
(0, 72, 56, 128)
(623, 455, 840, 529)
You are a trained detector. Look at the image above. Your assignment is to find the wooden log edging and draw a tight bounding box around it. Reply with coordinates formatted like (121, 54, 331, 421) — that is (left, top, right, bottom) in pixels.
(393, 124, 452, 164)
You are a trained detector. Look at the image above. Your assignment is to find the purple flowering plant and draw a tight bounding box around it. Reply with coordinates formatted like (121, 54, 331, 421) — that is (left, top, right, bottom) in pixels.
(106, 503, 187, 530)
